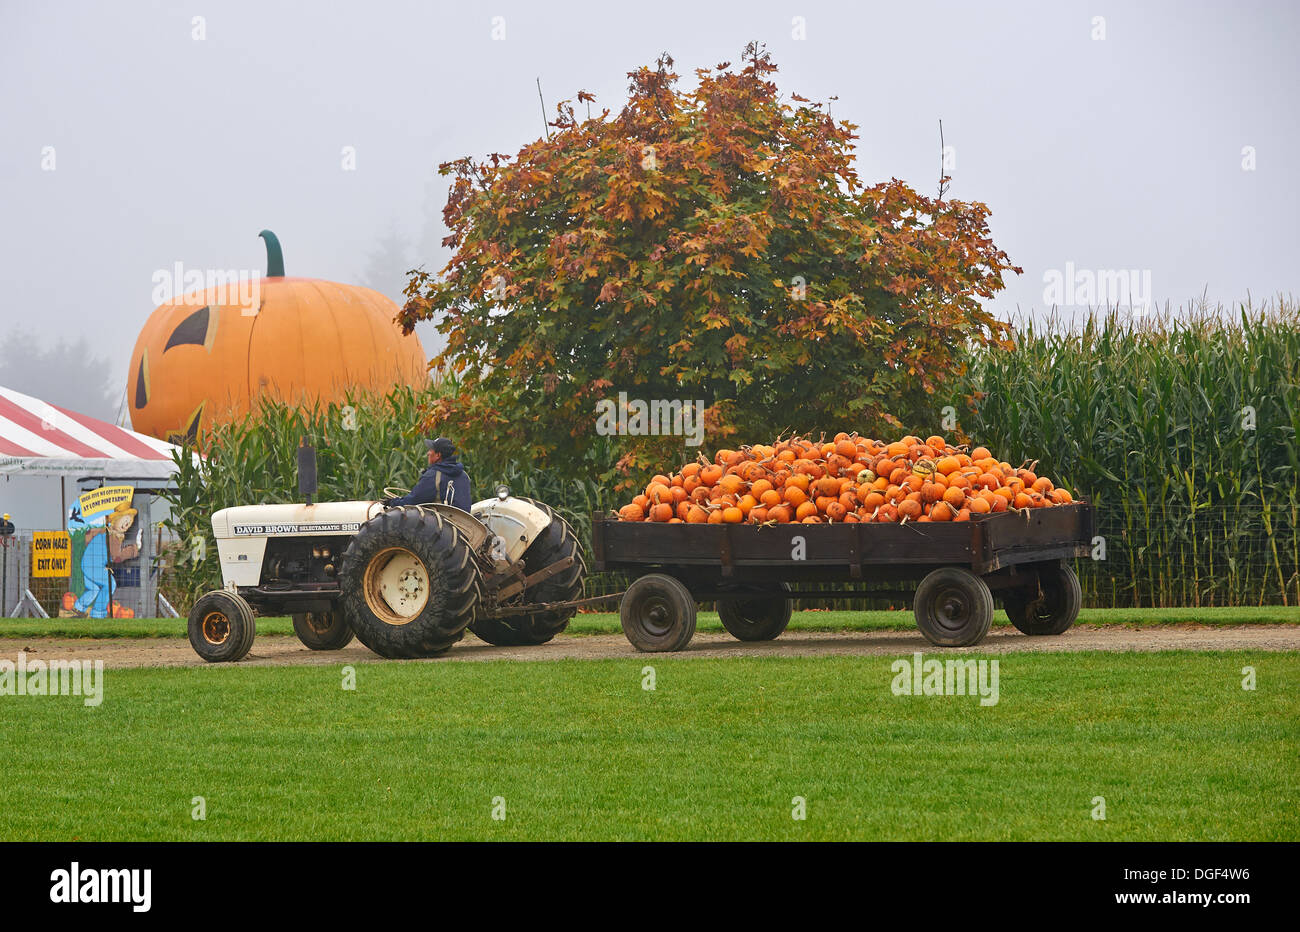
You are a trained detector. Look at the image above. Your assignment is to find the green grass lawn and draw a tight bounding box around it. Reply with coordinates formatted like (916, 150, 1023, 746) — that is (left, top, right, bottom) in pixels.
(0, 651, 1294, 841)
(2, 604, 1297, 640)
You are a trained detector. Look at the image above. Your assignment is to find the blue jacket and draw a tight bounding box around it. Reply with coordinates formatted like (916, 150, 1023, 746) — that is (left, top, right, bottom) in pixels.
(389, 459, 472, 511)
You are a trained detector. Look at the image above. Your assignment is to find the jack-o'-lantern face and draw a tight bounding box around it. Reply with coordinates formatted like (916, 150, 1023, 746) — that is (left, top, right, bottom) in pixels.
(131, 302, 233, 444)
(128, 231, 426, 444)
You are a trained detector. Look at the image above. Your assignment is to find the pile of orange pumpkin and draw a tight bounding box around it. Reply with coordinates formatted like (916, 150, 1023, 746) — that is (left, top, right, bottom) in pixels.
(616, 433, 1075, 525)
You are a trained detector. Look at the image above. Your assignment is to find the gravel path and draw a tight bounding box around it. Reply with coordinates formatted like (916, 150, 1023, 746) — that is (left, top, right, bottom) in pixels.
(1, 624, 1296, 668)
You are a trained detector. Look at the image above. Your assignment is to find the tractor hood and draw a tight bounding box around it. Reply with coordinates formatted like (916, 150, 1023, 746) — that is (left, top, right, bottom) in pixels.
(212, 501, 384, 539)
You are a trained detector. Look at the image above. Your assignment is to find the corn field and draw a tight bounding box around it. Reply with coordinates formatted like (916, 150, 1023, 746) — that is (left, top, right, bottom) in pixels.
(962, 301, 1299, 607)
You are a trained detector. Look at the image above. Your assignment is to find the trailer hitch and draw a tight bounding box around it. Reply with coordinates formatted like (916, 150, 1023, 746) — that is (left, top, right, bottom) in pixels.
(491, 555, 576, 602)
(484, 590, 623, 618)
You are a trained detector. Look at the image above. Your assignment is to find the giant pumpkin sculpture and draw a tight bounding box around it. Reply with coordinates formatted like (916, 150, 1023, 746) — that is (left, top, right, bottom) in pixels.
(128, 231, 426, 443)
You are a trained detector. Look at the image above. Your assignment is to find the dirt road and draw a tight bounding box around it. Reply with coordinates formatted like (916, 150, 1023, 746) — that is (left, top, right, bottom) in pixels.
(1, 625, 1296, 669)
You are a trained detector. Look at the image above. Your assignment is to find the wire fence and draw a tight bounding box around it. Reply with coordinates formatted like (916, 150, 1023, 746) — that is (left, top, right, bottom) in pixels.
(0, 527, 180, 620)
(1079, 504, 1298, 608)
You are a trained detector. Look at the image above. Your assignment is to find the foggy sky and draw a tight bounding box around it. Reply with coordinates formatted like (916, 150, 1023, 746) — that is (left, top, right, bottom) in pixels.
(2, 0, 1297, 417)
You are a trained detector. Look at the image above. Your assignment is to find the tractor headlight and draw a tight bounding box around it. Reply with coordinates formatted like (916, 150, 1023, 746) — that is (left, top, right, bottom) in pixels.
(496, 484, 510, 500)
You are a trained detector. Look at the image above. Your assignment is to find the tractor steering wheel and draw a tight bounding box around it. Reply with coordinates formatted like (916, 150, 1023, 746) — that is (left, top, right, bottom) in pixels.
(382, 487, 410, 500)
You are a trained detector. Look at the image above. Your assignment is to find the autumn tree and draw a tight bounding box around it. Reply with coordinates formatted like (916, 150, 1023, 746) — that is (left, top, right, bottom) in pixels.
(401, 44, 1019, 477)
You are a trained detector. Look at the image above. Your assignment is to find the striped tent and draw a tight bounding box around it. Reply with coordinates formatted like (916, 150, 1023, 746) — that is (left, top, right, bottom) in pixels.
(0, 385, 181, 479)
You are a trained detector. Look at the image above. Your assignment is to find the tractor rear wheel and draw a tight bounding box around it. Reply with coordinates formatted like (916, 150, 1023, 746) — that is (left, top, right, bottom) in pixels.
(339, 506, 481, 658)
(292, 611, 354, 650)
(470, 499, 586, 647)
(188, 589, 256, 663)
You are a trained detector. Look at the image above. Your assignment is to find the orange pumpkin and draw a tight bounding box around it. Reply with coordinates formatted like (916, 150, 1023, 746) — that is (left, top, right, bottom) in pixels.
(615, 433, 1083, 526)
(128, 230, 426, 443)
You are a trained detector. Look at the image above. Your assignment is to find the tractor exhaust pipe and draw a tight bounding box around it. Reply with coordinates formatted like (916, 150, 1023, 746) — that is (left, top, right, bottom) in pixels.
(298, 439, 318, 506)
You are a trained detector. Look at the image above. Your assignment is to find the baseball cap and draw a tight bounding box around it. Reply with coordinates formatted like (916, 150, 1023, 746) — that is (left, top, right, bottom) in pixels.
(424, 437, 456, 456)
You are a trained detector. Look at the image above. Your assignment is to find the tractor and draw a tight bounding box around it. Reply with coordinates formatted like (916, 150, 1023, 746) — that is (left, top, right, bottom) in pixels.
(186, 448, 586, 662)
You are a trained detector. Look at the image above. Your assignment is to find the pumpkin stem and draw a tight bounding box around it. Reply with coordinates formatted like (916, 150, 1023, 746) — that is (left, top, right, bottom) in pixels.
(258, 230, 285, 277)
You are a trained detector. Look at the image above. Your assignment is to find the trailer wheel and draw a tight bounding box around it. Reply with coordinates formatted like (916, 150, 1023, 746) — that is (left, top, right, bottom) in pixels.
(913, 568, 994, 647)
(1003, 562, 1081, 636)
(620, 574, 697, 652)
(339, 506, 481, 658)
(188, 589, 256, 663)
(292, 611, 354, 650)
(470, 499, 586, 646)
(717, 583, 793, 641)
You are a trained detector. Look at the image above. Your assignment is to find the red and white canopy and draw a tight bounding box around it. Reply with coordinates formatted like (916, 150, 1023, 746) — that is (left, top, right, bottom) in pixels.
(0, 385, 181, 479)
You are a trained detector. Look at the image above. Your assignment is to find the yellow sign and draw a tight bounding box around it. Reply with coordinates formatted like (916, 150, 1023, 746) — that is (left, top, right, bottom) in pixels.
(76, 485, 135, 520)
(32, 531, 71, 577)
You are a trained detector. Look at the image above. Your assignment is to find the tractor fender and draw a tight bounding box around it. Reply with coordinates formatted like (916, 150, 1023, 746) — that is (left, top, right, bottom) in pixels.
(415, 503, 492, 554)
(470, 497, 553, 563)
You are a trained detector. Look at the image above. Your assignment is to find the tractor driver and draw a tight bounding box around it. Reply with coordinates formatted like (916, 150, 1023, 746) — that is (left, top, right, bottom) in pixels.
(385, 437, 472, 511)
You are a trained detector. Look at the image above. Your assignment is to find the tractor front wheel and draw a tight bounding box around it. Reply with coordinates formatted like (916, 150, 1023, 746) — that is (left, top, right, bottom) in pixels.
(188, 589, 256, 663)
